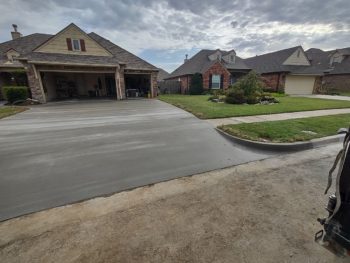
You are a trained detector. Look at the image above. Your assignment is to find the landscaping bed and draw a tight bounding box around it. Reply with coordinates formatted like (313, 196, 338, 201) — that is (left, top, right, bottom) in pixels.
(159, 95, 350, 119)
(218, 113, 350, 143)
(0, 106, 27, 119)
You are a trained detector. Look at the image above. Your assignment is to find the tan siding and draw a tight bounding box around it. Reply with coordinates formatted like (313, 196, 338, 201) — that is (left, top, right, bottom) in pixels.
(283, 48, 310, 66)
(285, 75, 315, 95)
(35, 25, 112, 57)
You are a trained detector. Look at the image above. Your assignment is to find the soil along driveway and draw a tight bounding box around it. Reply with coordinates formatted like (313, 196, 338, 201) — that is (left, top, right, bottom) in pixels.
(0, 100, 272, 221)
(0, 143, 343, 262)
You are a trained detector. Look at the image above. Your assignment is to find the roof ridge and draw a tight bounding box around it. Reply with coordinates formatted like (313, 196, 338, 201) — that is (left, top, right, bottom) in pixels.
(88, 32, 157, 70)
(245, 45, 301, 60)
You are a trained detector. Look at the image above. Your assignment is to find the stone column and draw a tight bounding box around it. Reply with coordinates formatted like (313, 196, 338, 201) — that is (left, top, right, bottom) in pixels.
(150, 71, 158, 98)
(24, 62, 46, 103)
(115, 66, 126, 100)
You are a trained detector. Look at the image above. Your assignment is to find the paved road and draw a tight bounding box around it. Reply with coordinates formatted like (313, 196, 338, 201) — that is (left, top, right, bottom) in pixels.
(0, 99, 274, 221)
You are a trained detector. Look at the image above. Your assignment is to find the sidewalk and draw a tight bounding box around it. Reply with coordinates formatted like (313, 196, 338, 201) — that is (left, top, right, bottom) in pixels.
(207, 108, 350, 126)
(295, 94, 350, 101)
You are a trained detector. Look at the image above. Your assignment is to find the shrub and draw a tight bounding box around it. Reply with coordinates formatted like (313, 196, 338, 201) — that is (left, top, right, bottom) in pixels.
(232, 71, 263, 97)
(225, 72, 264, 104)
(225, 88, 246, 104)
(189, 73, 203, 95)
(2, 86, 28, 103)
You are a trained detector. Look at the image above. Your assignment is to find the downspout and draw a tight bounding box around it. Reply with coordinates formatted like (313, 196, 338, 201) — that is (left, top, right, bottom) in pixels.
(276, 73, 281, 92)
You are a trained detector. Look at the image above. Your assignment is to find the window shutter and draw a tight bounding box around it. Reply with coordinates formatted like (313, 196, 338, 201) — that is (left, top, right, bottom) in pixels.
(80, 39, 86, 51)
(220, 74, 224, 89)
(209, 74, 212, 89)
(66, 38, 72, 51)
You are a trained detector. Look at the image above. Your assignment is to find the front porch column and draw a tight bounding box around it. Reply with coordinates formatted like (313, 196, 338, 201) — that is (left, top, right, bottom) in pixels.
(115, 66, 126, 100)
(150, 71, 158, 98)
(24, 62, 46, 103)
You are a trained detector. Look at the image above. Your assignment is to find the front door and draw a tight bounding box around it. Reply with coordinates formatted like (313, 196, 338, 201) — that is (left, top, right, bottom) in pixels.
(105, 77, 117, 97)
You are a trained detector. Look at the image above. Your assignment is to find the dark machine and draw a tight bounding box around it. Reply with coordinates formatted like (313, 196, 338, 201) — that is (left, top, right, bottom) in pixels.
(315, 128, 350, 258)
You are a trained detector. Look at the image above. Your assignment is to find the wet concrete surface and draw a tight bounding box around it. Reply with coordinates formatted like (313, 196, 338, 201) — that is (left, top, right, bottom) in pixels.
(0, 99, 275, 221)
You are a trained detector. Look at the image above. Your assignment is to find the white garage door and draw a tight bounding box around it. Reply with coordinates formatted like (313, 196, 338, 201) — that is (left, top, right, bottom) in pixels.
(285, 75, 315, 95)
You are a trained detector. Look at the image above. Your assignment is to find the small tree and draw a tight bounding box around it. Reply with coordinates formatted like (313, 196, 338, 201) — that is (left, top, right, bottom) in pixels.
(225, 71, 264, 104)
(233, 71, 263, 97)
(189, 73, 203, 95)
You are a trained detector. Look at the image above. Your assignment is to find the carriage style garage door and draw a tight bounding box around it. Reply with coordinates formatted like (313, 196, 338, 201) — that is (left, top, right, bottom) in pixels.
(284, 75, 315, 95)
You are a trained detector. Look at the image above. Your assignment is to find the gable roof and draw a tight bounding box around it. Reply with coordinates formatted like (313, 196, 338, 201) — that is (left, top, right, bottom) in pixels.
(33, 23, 113, 57)
(88, 32, 157, 70)
(0, 33, 52, 67)
(244, 46, 301, 74)
(0, 24, 157, 71)
(157, 68, 170, 81)
(305, 47, 350, 75)
(167, 49, 250, 79)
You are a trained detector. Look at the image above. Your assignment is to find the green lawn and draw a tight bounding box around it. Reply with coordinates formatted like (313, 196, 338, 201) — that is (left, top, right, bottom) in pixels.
(159, 95, 350, 119)
(219, 114, 350, 143)
(0, 106, 27, 119)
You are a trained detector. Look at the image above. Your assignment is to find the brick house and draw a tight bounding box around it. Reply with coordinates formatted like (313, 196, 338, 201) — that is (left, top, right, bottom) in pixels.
(0, 24, 158, 103)
(244, 46, 350, 95)
(165, 49, 250, 94)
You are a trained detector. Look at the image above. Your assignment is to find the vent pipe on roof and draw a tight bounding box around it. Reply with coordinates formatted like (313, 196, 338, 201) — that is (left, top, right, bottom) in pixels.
(184, 54, 188, 63)
(11, 24, 22, 40)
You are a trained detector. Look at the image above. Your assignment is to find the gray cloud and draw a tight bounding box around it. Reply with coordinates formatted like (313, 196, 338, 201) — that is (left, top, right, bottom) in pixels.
(0, 0, 349, 71)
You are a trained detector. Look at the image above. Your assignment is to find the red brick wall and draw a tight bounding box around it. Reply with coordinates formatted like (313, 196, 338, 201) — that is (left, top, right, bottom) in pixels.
(261, 73, 286, 93)
(323, 74, 350, 93)
(203, 62, 230, 90)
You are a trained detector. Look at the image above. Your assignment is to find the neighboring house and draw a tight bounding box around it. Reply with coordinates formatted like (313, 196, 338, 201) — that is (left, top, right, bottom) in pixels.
(244, 46, 323, 95)
(165, 49, 250, 94)
(0, 24, 158, 103)
(244, 46, 350, 95)
(305, 47, 350, 94)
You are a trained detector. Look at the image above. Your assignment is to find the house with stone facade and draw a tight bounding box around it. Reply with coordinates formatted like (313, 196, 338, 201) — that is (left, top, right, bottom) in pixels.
(0, 23, 158, 103)
(165, 49, 251, 94)
(245, 46, 350, 95)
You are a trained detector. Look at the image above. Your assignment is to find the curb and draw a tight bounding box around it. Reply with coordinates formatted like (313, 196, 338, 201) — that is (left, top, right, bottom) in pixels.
(216, 128, 345, 151)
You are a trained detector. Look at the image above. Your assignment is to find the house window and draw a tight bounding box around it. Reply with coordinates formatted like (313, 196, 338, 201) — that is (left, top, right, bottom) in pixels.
(72, 39, 81, 51)
(211, 75, 221, 89)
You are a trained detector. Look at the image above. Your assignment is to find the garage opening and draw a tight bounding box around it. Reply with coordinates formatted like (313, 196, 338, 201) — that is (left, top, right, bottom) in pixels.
(40, 72, 117, 101)
(124, 74, 150, 98)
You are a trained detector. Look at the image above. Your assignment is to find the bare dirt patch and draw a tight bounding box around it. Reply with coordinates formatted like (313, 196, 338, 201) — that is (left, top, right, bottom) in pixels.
(0, 144, 345, 263)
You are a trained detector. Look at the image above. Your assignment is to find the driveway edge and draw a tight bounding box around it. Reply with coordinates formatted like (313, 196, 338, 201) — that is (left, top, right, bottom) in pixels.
(216, 128, 344, 151)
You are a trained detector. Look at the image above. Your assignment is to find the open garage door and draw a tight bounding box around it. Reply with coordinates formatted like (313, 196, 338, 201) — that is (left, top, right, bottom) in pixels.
(124, 74, 151, 98)
(285, 75, 315, 95)
(41, 72, 117, 101)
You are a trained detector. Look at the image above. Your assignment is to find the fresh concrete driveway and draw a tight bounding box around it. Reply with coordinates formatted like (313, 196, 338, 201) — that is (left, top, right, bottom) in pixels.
(0, 99, 273, 221)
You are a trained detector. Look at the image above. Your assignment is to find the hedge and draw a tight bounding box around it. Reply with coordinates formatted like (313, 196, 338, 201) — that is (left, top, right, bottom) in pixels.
(2, 86, 28, 104)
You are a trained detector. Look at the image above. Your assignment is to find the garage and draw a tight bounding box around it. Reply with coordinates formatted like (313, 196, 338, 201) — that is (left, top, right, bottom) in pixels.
(40, 71, 117, 101)
(284, 75, 315, 95)
(124, 73, 151, 98)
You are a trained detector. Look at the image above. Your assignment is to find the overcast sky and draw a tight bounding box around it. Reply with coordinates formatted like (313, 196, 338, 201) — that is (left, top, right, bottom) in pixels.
(0, 0, 349, 72)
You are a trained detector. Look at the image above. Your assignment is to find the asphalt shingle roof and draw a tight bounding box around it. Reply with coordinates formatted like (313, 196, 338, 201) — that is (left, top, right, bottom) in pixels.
(244, 46, 301, 74)
(0, 31, 157, 71)
(167, 49, 250, 79)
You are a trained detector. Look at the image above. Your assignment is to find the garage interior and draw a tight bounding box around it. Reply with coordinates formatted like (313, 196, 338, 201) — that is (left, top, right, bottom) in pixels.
(124, 74, 151, 98)
(40, 72, 117, 101)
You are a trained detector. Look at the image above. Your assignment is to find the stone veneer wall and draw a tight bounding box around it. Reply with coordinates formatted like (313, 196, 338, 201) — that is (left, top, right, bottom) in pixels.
(24, 62, 45, 103)
(151, 72, 158, 97)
